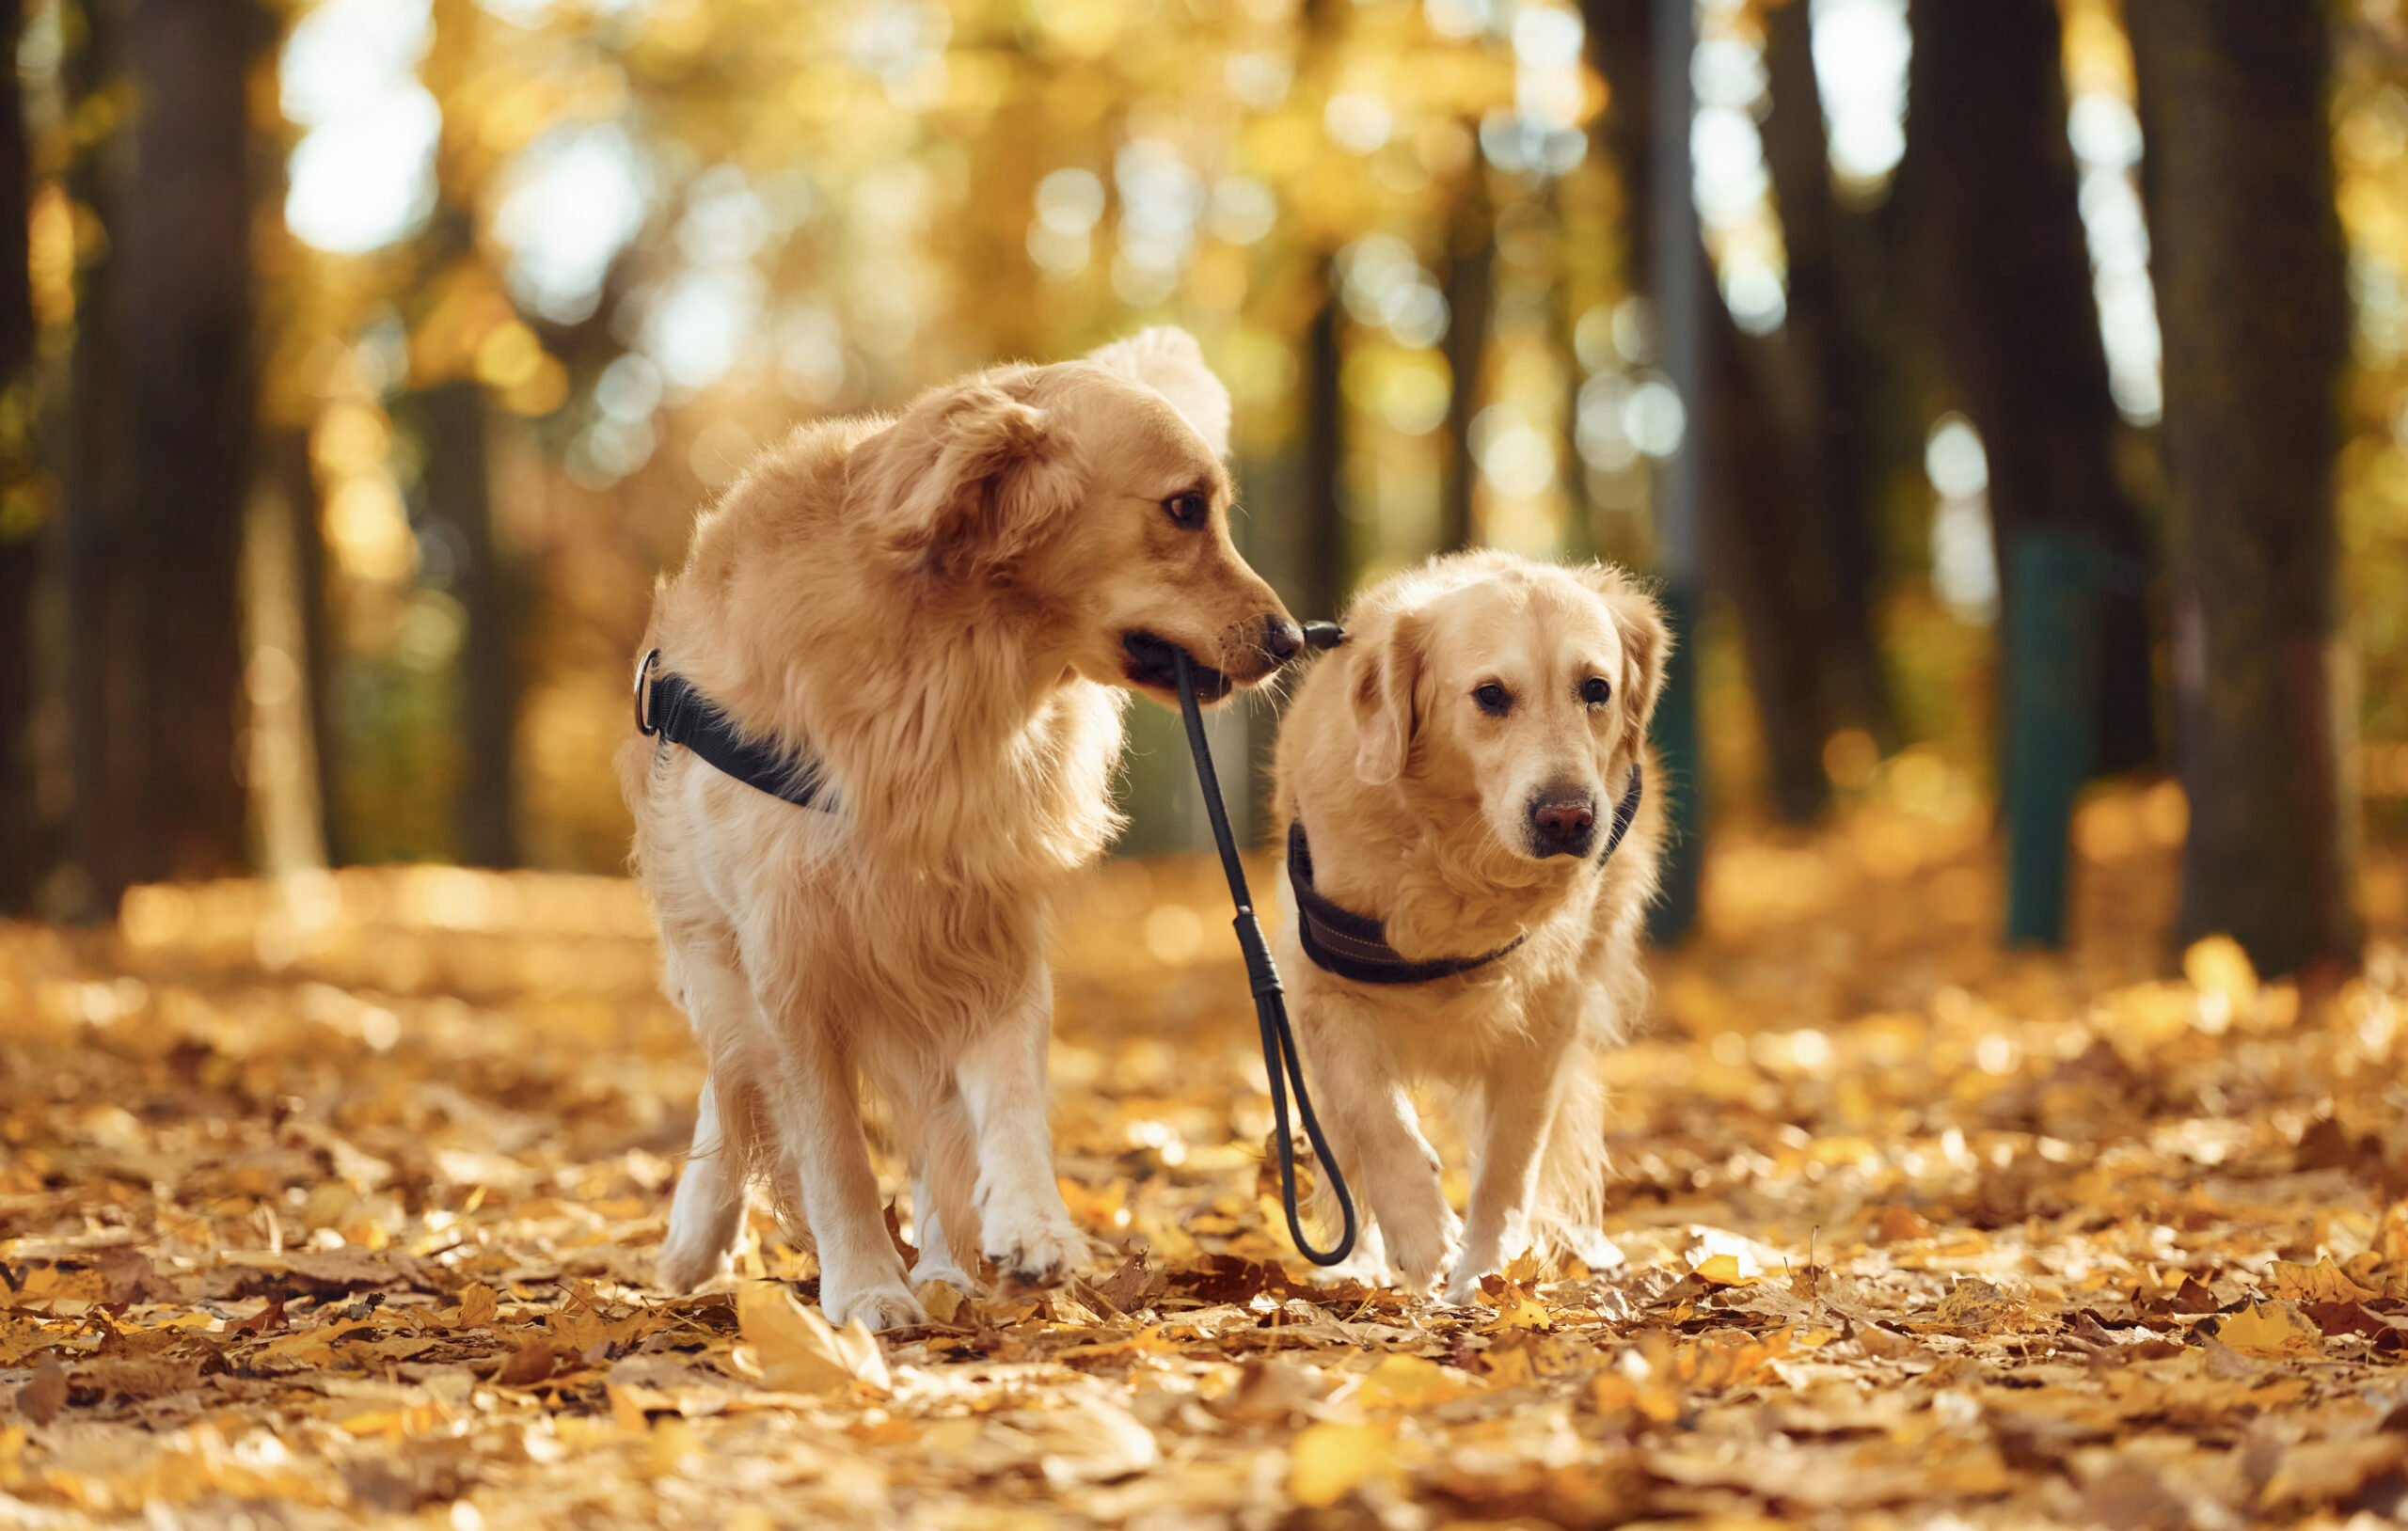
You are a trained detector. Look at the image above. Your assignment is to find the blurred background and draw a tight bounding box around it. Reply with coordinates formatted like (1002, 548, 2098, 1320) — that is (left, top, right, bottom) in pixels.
(0, 0, 2396, 979)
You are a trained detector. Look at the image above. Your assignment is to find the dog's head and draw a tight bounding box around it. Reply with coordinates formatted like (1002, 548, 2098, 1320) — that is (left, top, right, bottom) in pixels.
(854, 326, 1296, 704)
(1349, 556, 1668, 861)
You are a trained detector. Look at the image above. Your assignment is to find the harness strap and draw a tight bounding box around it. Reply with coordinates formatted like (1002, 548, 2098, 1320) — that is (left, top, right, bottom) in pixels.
(1288, 763, 1644, 986)
(634, 650, 832, 812)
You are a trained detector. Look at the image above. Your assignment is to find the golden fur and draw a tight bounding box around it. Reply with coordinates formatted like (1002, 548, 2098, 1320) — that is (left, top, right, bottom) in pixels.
(620, 328, 1294, 1330)
(1269, 550, 1670, 1300)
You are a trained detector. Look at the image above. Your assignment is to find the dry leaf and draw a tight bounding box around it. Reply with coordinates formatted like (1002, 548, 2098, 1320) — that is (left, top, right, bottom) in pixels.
(2213, 1302, 2326, 1359)
(737, 1282, 891, 1395)
(1289, 1421, 1394, 1508)
(13, 1354, 66, 1425)
(456, 1282, 499, 1329)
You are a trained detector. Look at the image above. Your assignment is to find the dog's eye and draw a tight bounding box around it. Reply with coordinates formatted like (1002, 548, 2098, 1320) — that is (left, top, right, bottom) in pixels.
(1161, 492, 1208, 529)
(1473, 683, 1512, 716)
(1581, 677, 1612, 706)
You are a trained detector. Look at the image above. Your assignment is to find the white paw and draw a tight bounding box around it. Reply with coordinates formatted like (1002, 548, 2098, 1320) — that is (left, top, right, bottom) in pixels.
(909, 1252, 975, 1291)
(1380, 1202, 1462, 1296)
(1441, 1265, 1496, 1306)
(822, 1279, 927, 1333)
(981, 1212, 1090, 1288)
(654, 1239, 726, 1295)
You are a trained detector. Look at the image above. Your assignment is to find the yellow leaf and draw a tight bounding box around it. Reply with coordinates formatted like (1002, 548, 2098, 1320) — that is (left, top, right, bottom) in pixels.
(736, 1282, 890, 1395)
(919, 1281, 967, 1325)
(1691, 1253, 1753, 1286)
(1289, 1421, 1393, 1508)
(455, 1283, 498, 1329)
(2215, 1301, 2325, 1359)
(1354, 1353, 1480, 1410)
(2269, 1258, 2382, 1305)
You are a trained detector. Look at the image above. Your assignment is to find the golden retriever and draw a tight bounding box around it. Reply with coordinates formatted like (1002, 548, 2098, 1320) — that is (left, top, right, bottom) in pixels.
(620, 328, 1299, 1329)
(1270, 550, 1668, 1301)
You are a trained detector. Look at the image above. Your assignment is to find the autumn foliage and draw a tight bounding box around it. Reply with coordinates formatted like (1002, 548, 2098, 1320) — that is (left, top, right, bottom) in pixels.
(2, 781, 2406, 1524)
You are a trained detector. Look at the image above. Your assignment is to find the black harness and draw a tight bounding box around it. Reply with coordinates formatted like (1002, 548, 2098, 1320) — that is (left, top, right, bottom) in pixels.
(632, 648, 832, 810)
(1285, 764, 1644, 986)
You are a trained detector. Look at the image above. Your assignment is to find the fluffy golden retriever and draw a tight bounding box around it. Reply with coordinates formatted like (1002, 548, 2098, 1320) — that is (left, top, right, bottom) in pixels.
(1270, 550, 1668, 1301)
(620, 328, 1298, 1329)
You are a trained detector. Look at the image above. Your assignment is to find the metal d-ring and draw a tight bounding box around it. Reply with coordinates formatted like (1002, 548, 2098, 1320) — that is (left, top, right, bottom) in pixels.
(632, 647, 661, 736)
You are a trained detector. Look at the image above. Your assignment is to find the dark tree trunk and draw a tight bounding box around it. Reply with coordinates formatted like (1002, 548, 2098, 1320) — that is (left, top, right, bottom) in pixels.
(2126, 0, 2356, 974)
(1300, 276, 1347, 622)
(1439, 176, 1493, 555)
(1897, 0, 2156, 775)
(124, 0, 256, 886)
(0, 0, 37, 913)
(1703, 308, 1830, 823)
(1757, 0, 1896, 749)
(1585, 0, 1832, 823)
(63, 0, 258, 912)
(421, 379, 518, 868)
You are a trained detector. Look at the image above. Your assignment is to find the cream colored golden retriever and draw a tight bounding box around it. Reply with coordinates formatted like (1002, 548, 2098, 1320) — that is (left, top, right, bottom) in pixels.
(620, 329, 1298, 1329)
(1270, 550, 1668, 1302)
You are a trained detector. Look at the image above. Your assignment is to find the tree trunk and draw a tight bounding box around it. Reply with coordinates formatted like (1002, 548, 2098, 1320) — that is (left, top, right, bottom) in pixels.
(1703, 308, 1829, 823)
(1585, 0, 1830, 824)
(0, 0, 36, 913)
(1897, 0, 2156, 775)
(1299, 276, 1347, 623)
(2126, 0, 2356, 975)
(421, 379, 518, 867)
(1439, 176, 1493, 555)
(1757, 0, 1897, 750)
(63, 0, 258, 912)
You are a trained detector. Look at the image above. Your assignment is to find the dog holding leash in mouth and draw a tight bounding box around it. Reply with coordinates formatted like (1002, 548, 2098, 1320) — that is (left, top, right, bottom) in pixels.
(1270, 550, 1669, 1302)
(619, 328, 1298, 1330)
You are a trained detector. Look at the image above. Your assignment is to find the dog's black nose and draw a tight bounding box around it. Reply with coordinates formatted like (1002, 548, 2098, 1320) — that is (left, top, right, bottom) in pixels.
(1261, 617, 1304, 665)
(1530, 794, 1596, 857)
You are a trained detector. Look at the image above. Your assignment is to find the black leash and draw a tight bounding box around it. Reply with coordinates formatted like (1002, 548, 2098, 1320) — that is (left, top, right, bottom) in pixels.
(1172, 644, 1358, 1268)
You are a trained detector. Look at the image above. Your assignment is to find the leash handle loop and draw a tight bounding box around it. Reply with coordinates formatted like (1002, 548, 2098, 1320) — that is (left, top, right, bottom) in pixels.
(1174, 651, 1357, 1268)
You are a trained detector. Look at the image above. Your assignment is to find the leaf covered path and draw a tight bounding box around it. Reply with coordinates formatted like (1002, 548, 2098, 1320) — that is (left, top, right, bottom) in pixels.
(4, 779, 2408, 1528)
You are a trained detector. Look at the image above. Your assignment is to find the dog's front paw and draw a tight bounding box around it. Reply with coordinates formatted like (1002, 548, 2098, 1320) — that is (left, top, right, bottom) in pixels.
(1380, 1202, 1462, 1296)
(822, 1278, 927, 1333)
(982, 1215, 1090, 1289)
(654, 1238, 726, 1295)
(1441, 1264, 1497, 1307)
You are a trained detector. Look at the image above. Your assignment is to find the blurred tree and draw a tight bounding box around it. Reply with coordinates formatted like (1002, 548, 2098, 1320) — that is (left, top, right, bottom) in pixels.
(1756, 0, 1896, 752)
(1895, 0, 2156, 776)
(2127, 0, 2359, 974)
(1585, 0, 1832, 826)
(1299, 272, 1346, 623)
(1438, 172, 1493, 554)
(63, 0, 261, 911)
(0, 0, 38, 914)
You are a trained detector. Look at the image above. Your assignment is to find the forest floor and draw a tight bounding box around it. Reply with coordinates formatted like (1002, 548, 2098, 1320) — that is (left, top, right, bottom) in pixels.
(4, 770, 2408, 1529)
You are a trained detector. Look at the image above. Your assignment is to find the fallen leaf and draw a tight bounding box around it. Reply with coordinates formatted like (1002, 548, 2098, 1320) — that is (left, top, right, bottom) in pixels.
(2270, 1258, 2383, 1306)
(2213, 1301, 2326, 1359)
(456, 1283, 499, 1329)
(737, 1282, 891, 1395)
(13, 1355, 66, 1425)
(495, 1338, 559, 1387)
(1289, 1421, 1393, 1508)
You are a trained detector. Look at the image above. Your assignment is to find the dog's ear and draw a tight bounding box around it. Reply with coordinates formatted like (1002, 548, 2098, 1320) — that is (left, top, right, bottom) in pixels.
(867, 375, 1081, 571)
(1083, 326, 1231, 458)
(1351, 612, 1424, 786)
(1576, 563, 1671, 741)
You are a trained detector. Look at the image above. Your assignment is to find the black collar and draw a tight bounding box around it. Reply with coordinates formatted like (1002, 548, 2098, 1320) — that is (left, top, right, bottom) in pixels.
(1286, 765, 1643, 986)
(634, 649, 832, 811)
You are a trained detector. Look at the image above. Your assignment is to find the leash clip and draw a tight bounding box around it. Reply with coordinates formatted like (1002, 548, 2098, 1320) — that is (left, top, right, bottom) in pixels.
(632, 648, 661, 736)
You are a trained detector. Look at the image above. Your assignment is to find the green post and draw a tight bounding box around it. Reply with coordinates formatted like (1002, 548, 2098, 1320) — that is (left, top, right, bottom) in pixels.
(1646, 581, 1704, 944)
(2003, 528, 2107, 947)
